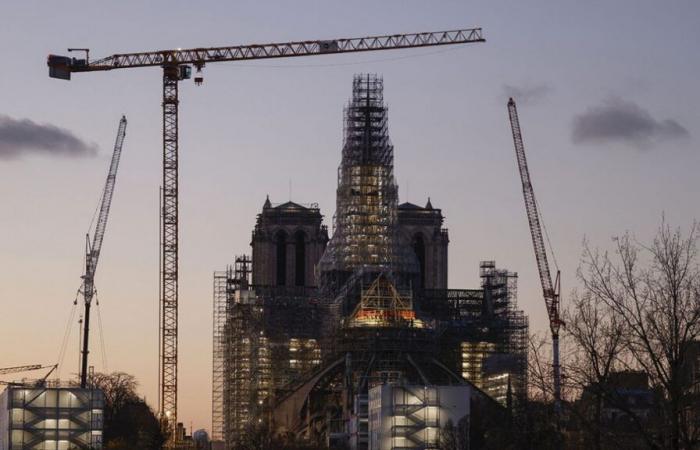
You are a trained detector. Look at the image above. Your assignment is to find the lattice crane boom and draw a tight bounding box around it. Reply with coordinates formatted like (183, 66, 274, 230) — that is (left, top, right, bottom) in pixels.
(0, 365, 43, 376)
(48, 28, 485, 443)
(80, 116, 127, 389)
(0, 365, 58, 386)
(507, 97, 563, 411)
(47, 29, 483, 77)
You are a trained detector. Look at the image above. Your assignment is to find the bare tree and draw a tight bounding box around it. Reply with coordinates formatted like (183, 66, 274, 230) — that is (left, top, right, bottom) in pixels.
(89, 371, 138, 423)
(89, 371, 165, 449)
(578, 220, 700, 450)
(562, 289, 660, 449)
(528, 332, 556, 403)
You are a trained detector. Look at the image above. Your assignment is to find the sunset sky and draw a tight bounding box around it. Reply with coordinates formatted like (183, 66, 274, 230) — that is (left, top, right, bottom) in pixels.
(1, 0, 698, 433)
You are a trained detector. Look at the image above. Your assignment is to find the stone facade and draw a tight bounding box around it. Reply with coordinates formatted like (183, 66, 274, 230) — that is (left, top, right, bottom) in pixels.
(251, 197, 328, 288)
(397, 200, 449, 290)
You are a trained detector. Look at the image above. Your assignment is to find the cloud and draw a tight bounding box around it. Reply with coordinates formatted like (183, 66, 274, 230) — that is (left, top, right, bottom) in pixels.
(0, 115, 97, 160)
(502, 83, 552, 105)
(572, 98, 689, 148)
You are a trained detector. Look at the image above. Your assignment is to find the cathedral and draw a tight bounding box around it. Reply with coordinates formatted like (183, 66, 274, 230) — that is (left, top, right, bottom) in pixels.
(212, 75, 528, 449)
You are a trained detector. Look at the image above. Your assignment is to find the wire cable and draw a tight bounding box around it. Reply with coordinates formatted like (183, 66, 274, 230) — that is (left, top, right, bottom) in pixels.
(86, 192, 103, 240)
(95, 290, 109, 373)
(56, 290, 80, 379)
(535, 197, 560, 272)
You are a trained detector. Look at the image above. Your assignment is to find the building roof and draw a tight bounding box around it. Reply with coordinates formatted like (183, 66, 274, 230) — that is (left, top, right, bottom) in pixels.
(399, 199, 437, 211)
(262, 196, 320, 212)
(274, 201, 310, 210)
(398, 202, 424, 210)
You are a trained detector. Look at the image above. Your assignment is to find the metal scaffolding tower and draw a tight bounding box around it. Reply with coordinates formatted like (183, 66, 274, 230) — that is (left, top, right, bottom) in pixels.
(211, 269, 229, 442)
(319, 74, 418, 281)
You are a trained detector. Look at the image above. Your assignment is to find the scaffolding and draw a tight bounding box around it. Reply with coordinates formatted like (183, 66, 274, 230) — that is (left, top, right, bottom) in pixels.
(212, 76, 531, 446)
(478, 261, 528, 405)
(223, 280, 269, 445)
(416, 262, 528, 406)
(348, 274, 421, 328)
(461, 341, 497, 389)
(319, 74, 417, 286)
(211, 269, 229, 442)
(215, 256, 329, 447)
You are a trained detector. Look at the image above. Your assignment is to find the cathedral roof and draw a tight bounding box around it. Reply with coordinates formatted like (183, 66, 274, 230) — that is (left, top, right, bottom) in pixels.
(398, 202, 424, 210)
(262, 197, 317, 211)
(274, 201, 310, 210)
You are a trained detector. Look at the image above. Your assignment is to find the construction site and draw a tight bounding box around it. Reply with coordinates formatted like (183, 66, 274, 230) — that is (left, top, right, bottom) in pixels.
(3, 2, 698, 449)
(211, 75, 529, 449)
(1, 23, 571, 450)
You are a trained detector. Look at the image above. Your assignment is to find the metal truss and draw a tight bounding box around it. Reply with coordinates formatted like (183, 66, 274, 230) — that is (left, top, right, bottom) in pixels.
(212, 271, 229, 441)
(160, 66, 180, 434)
(75, 29, 484, 70)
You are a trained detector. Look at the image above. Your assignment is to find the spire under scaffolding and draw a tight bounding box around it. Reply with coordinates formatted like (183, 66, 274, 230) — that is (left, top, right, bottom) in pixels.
(319, 74, 417, 283)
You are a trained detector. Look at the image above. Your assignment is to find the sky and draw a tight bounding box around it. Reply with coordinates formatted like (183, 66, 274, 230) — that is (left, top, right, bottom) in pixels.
(0, 0, 698, 434)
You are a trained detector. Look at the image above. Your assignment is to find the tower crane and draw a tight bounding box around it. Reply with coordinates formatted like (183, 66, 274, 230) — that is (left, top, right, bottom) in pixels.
(79, 116, 127, 389)
(507, 98, 563, 413)
(47, 28, 485, 439)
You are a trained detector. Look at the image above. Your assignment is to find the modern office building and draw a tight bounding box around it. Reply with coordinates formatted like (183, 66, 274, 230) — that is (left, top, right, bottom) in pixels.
(0, 383, 104, 450)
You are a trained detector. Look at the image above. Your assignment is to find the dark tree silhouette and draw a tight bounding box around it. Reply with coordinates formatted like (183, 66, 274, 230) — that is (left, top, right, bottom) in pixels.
(89, 371, 166, 450)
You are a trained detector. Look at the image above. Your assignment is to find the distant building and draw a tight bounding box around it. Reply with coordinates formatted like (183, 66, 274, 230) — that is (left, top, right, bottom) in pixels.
(192, 428, 209, 450)
(681, 341, 700, 438)
(0, 383, 104, 449)
(571, 371, 658, 449)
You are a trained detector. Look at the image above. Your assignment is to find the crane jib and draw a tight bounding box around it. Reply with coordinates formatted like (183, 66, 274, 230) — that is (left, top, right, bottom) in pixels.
(47, 28, 484, 79)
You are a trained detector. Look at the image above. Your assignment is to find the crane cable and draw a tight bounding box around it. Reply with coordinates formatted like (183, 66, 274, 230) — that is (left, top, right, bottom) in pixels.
(56, 199, 100, 379)
(87, 184, 105, 239)
(94, 290, 109, 373)
(56, 289, 80, 379)
(535, 197, 560, 272)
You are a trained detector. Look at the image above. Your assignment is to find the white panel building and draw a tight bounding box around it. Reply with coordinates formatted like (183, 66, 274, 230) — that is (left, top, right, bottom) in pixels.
(0, 384, 104, 450)
(368, 384, 470, 450)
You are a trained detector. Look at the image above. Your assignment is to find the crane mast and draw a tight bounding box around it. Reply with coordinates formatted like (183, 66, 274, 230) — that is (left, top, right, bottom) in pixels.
(48, 28, 484, 441)
(80, 116, 127, 388)
(507, 98, 562, 412)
